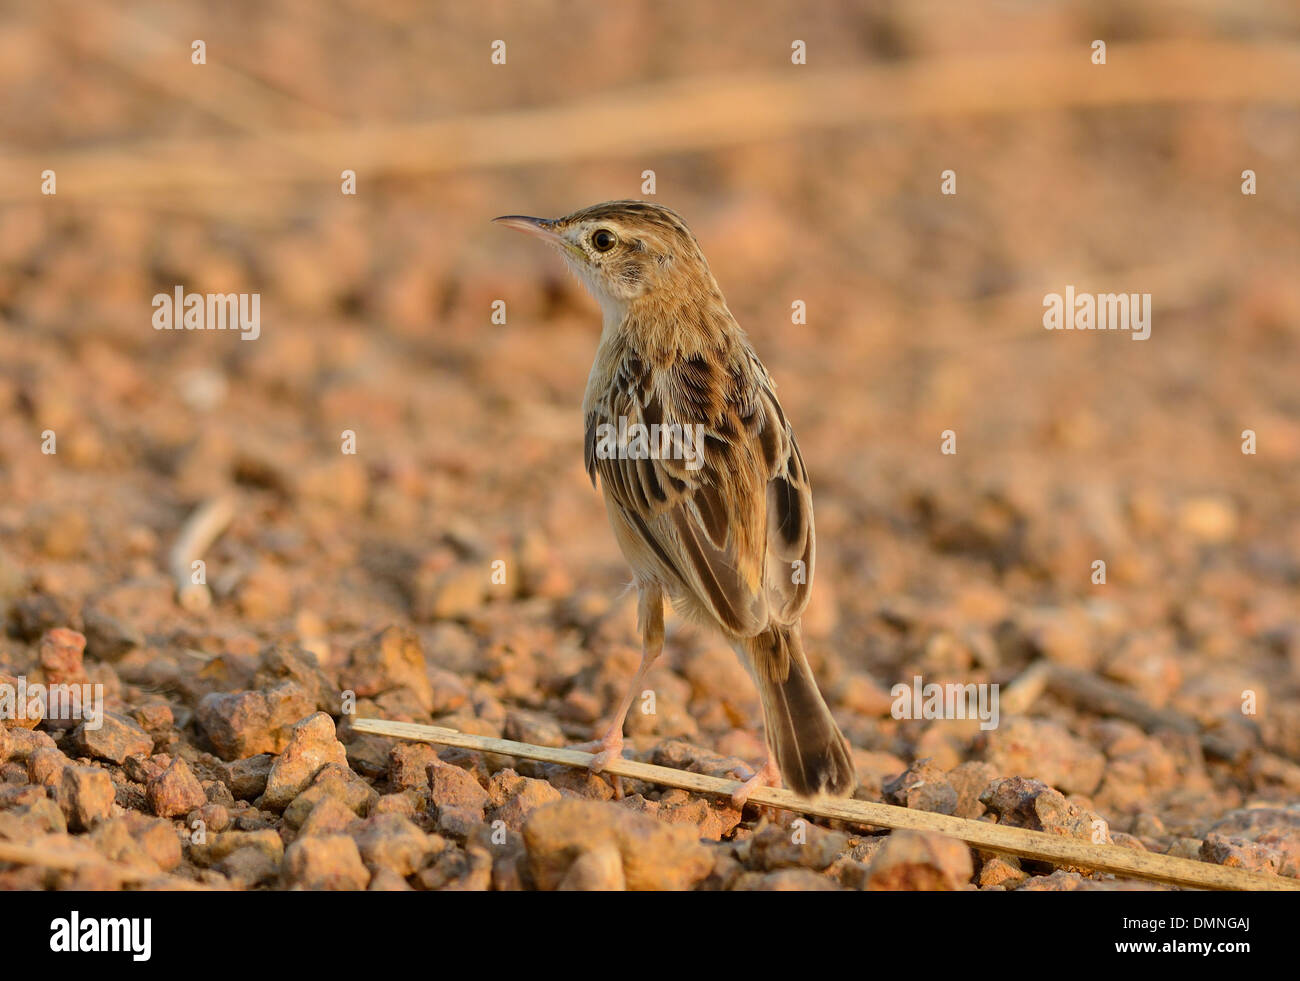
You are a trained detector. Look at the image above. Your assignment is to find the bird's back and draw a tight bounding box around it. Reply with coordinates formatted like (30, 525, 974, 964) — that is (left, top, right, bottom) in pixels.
(584, 315, 815, 641)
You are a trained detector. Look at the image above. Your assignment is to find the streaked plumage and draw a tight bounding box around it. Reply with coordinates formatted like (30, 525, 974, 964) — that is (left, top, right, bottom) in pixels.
(496, 201, 855, 803)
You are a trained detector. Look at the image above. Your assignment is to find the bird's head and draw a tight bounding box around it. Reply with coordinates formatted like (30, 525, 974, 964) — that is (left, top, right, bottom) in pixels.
(494, 200, 719, 323)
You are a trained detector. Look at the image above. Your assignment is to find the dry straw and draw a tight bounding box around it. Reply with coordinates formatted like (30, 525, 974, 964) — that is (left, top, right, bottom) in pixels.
(4, 39, 1299, 204)
(351, 717, 1300, 892)
(168, 494, 237, 613)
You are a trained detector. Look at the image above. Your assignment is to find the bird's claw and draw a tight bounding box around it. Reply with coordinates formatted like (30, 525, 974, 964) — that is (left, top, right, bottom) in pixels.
(731, 758, 780, 810)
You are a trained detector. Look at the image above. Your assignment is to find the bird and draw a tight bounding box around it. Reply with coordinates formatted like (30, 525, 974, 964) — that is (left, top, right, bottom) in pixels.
(495, 201, 856, 807)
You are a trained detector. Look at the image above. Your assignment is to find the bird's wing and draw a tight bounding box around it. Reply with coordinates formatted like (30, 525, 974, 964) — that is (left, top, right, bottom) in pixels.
(752, 352, 816, 625)
(585, 342, 814, 637)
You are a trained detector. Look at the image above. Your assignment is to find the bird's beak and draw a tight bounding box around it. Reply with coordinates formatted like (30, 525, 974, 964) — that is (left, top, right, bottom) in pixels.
(493, 215, 563, 243)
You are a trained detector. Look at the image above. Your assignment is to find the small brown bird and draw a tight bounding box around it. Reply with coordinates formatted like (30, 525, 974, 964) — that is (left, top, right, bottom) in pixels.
(496, 201, 855, 805)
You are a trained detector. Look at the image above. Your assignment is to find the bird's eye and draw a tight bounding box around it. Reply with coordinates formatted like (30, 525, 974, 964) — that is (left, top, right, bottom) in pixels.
(591, 229, 617, 252)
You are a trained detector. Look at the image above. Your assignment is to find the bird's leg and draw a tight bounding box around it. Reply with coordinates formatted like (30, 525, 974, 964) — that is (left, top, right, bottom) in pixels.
(584, 585, 664, 795)
(731, 756, 781, 810)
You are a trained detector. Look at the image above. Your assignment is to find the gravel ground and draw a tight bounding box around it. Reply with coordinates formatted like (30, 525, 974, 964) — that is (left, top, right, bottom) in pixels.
(1, 1, 1298, 890)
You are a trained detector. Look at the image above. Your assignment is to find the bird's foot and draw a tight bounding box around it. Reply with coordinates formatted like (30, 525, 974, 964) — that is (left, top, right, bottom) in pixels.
(731, 757, 781, 810)
(573, 730, 626, 798)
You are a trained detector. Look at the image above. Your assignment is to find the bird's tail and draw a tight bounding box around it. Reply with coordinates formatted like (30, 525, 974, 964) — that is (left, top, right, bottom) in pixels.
(737, 622, 856, 799)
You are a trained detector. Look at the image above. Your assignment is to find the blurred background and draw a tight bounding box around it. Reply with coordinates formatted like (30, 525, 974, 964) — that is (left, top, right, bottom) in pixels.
(1, 0, 1299, 841)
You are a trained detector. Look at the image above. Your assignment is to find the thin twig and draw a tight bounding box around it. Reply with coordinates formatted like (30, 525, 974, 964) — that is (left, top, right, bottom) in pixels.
(169, 494, 237, 613)
(998, 661, 1052, 716)
(3, 39, 1298, 202)
(350, 718, 1299, 891)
